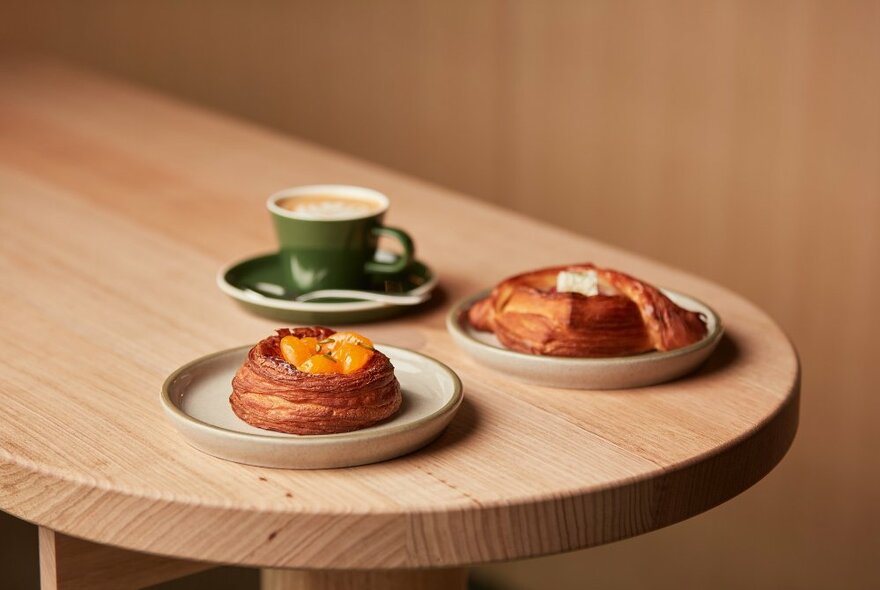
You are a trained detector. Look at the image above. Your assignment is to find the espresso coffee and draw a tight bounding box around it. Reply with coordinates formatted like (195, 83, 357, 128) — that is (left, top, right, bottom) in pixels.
(277, 195, 383, 220)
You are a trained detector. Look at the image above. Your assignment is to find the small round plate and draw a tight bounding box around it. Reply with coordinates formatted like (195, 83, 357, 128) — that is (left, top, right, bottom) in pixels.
(446, 289, 723, 390)
(161, 344, 463, 469)
(217, 251, 438, 325)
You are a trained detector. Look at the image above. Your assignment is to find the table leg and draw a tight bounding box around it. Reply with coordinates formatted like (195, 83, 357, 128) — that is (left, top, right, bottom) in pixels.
(260, 567, 469, 590)
(38, 527, 213, 589)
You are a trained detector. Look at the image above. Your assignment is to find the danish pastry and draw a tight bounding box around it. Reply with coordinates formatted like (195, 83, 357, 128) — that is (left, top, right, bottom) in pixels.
(468, 264, 707, 357)
(230, 327, 401, 435)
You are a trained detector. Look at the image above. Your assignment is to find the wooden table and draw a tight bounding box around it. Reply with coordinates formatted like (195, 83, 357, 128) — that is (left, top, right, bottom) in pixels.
(0, 60, 800, 590)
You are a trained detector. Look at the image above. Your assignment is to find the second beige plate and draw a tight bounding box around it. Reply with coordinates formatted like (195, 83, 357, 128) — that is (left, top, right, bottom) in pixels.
(447, 289, 722, 390)
(161, 344, 462, 469)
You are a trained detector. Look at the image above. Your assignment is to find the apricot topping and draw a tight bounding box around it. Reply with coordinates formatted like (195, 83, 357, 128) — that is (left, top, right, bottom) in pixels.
(332, 342, 374, 374)
(298, 354, 341, 374)
(327, 331, 373, 350)
(279, 332, 375, 375)
(279, 335, 312, 367)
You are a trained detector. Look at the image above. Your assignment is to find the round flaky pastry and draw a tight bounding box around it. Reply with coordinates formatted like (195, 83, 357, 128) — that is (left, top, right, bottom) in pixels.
(230, 327, 401, 435)
(468, 264, 708, 357)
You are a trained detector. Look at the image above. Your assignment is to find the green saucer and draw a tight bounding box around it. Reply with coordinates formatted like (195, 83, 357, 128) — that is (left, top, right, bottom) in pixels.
(217, 252, 437, 325)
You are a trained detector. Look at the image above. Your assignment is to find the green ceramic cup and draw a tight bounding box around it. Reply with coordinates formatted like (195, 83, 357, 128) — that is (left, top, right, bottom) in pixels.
(267, 185, 415, 293)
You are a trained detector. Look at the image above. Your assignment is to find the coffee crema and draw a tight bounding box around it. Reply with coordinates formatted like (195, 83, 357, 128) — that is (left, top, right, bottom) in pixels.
(276, 195, 383, 220)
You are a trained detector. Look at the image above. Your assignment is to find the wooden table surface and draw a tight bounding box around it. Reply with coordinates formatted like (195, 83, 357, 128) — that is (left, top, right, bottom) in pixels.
(0, 61, 799, 579)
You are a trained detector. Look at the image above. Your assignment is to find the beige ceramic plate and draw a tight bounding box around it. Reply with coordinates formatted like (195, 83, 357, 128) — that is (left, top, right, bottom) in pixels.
(447, 289, 723, 390)
(161, 344, 462, 469)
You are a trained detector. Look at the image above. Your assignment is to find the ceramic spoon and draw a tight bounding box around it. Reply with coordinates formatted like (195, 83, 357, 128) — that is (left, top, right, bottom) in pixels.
(244, 284, 428, 306)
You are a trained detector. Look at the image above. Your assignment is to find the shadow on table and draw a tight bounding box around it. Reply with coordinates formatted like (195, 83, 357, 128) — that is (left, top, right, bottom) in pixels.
(380, 284, 453, 325)
(413, 283, 450, 318)
(422, 394, 481, 456)
(632, 333, 743, 393)
(690, 333, 741, 379)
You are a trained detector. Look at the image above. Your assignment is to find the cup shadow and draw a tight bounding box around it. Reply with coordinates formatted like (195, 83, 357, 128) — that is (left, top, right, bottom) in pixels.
(401, 284, 451, 319)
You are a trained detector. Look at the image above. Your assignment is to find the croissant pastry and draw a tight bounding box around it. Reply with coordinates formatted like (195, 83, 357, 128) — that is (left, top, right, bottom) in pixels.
(468, 264, 707, 358)
(230, 327, 401, 435)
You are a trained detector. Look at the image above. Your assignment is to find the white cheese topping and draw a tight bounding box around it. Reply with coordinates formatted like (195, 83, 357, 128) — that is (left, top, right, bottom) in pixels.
(557, 270, 600, 296)
(556, 270, 619, 296)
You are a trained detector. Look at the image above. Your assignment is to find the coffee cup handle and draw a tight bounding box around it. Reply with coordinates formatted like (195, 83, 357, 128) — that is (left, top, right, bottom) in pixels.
(365, 226, 414, 274)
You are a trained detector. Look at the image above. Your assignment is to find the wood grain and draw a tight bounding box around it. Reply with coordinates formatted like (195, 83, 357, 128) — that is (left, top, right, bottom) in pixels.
(0, 62, 798, 570)
(1, 2, 875, 587)
(39, 528, 212, 589)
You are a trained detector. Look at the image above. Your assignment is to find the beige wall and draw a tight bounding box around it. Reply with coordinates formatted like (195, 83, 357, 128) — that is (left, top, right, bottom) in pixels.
(2, 1, 879, 588)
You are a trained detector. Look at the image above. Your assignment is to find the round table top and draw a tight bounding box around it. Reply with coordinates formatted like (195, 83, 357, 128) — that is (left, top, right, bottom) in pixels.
(0, 62, 799, 570)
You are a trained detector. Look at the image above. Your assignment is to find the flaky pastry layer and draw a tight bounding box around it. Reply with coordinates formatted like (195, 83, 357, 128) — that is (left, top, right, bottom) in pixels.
(230, 327, 401, 435)
(468, 264, 707, 357)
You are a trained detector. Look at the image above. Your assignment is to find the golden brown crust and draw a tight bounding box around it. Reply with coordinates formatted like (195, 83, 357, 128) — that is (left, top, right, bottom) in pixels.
(230, 327, 401, 435)
(468, 264, 707, 357)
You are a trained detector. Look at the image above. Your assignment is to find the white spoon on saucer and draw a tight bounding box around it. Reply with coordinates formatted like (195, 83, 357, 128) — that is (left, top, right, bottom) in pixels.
(244, 284, 428, 306)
